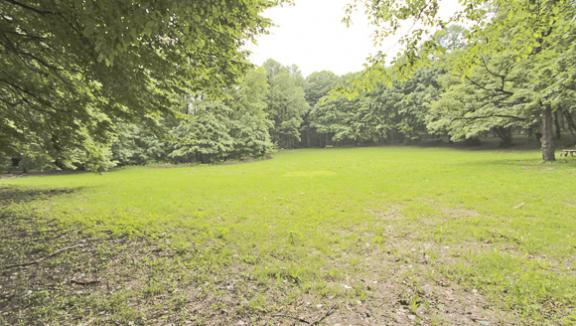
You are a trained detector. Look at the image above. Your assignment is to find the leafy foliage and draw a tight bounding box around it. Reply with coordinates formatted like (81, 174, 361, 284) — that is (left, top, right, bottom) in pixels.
(169, 102, 236, 164)
(114, 68, 274, 165)
(310, 68, 443, 145)
(427, 53, 539, 146)
(0, 0, 278, 170)
(304, 71, 340, 108)
(2, 0, 575, 171)
(263, 59, 309, 148)
(354, 0, 576, 159)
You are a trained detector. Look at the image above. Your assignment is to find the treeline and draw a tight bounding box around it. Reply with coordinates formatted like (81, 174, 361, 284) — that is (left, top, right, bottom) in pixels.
(2, 60, 314, 172)
(4, 67, 273, 172)
(0, 1, 277, 173)
(306, 18, 576, 154)
(2, 0, 575, 172)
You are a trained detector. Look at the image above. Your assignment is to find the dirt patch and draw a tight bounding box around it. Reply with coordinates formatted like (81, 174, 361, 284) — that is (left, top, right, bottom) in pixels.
(304, 244, 521, 325)
(565, 200, 576, 208)
(0, 210, 521, 325)
(318, 279, 517, 325)
(366, 204, 405, 220)
(441, 207, 481, 218)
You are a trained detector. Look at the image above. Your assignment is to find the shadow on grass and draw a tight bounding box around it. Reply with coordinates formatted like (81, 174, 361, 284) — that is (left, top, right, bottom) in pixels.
(457, 158, 576, 168)
(0, 187, 77, 206)
(0, 186, 199, 325)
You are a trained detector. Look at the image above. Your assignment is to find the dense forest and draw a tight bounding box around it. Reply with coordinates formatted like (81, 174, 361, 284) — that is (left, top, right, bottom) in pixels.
(1, 0, 574, 172)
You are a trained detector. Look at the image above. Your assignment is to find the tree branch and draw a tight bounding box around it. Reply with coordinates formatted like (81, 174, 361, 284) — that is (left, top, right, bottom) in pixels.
(0, 77, 60, 114)
(3, 240, 94, 271)
(1, 0, 57, 15)
(455, 114, 528, 121)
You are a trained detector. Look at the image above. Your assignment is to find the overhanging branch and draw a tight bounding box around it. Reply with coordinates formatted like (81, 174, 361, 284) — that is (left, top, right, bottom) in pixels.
(1, 0, 57, 15)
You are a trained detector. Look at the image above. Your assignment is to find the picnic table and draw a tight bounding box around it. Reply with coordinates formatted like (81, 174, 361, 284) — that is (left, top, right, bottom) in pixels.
(560, 148, 576, 157)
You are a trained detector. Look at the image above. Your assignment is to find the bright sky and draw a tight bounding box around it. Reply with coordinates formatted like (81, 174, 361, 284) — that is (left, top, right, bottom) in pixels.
(248, 0, 461, 76)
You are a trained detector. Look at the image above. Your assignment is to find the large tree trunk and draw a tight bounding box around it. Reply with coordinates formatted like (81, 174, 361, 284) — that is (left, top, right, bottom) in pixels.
(541, 106, 555, 161)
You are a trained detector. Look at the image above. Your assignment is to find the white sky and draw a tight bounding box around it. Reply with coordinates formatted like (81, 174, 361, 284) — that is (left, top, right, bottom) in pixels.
(248, 0, 461, 76)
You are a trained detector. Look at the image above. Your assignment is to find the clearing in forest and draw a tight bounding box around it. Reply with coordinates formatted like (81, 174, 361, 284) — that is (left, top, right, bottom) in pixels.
(1, 147, 575, 325)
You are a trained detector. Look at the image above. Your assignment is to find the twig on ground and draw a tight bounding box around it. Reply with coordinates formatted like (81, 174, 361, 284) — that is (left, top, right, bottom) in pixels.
(70, 279, 100, 286)
(311, 306, 336, 325)
(271, 313, 312, 324)
(3, 239, 96, 271)
(272, 306, 336, 325)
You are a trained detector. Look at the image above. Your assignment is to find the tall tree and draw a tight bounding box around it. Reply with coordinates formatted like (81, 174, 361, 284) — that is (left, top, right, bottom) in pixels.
(0, 0, 279, 169)
(302, 71, 340, 146)
(263, 59, 309, 148)
(427, 52, 539, 147)
(310, 79, 363, 146)
(226, 67, 274, 159)
(116, 67, 274, 165)
(311, 68, 442, 145)
(355, 0, 576, 160)
(304, 71, 340, 108)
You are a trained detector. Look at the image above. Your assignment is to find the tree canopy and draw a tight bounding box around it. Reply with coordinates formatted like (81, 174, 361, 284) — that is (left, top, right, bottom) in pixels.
(0, 0, 278, 168)
(352, 0, 576, 160)
(1, 0, 575, 173)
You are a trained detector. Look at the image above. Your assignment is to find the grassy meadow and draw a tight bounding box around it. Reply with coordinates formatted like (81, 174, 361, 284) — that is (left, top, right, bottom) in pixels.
(1, 147, 575, 325)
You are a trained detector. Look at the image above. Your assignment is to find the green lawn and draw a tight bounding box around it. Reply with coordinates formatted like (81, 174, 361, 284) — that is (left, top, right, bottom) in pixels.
(1, 147, 575, 325)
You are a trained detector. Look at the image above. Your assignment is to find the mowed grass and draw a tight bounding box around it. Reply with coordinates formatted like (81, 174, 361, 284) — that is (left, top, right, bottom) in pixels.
(1, 147, 576, 324)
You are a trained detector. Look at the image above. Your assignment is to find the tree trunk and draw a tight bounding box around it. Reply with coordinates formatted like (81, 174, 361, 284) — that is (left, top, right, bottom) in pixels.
(494, 127, 513, 148)
(563, 110, 576, 137)
(541, 106, 555, 161)
(554, 110, 562, 140)
(11, 157, 21, 167)
(54, 160, 67, 170)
